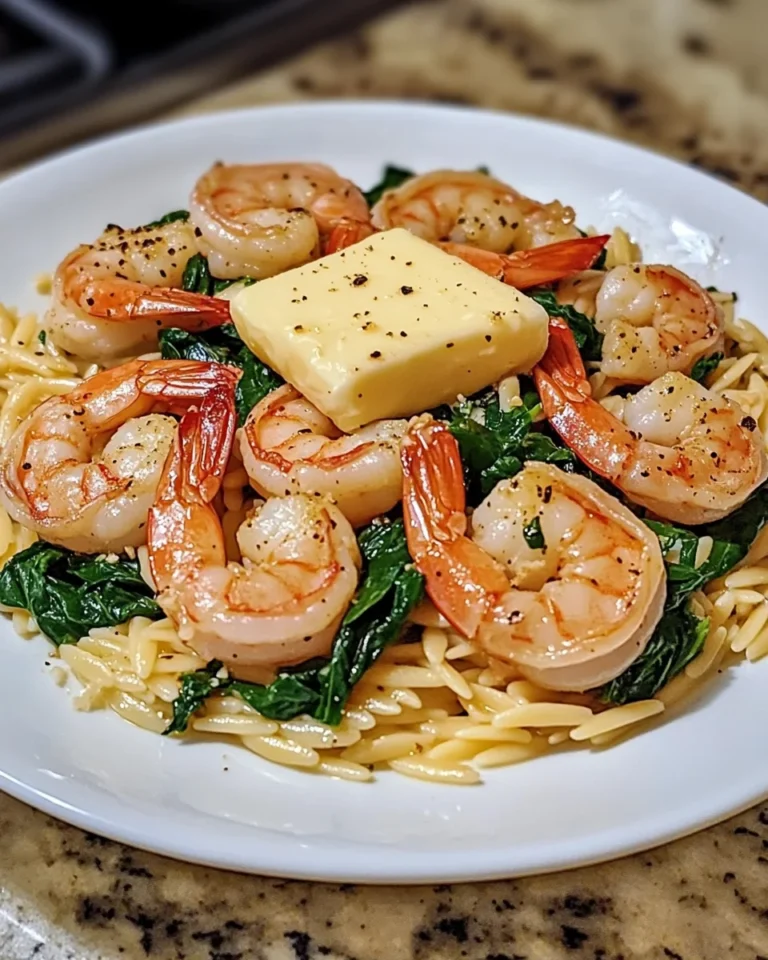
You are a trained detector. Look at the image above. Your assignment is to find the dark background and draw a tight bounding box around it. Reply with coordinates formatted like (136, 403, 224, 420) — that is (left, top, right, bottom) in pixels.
(0, 0, 402, 167)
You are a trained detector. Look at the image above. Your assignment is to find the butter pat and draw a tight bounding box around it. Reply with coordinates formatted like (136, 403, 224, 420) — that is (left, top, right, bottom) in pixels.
(231, 228, 549, 432)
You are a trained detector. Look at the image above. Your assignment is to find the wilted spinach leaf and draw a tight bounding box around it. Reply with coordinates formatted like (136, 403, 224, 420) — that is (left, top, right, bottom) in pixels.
(523, 516, 545, 551)
(181, 252, 255, 296)
(159, 323, 282, 425)
(181, 252, 212, 294)
(529, 289, 604, 362)
(644, 519, 742, 610)
(703, 482, 768, 556)
(165, 659, 231, 735)
(443, 392, 576, 503)
(314, 520, 424, 725)
(0, 542, 160, 647)
(599, 605, 709, 705)
(690, 351, 724, 384)
(165, 660, 322, 734)
(364, 165, 415, 207)
(599, 482, 768, 703)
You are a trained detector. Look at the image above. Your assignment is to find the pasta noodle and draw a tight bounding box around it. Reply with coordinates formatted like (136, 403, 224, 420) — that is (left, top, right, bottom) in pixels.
(2, 223, 768, 785)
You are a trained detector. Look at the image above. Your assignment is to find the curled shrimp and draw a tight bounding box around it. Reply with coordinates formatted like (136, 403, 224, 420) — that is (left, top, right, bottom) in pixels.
(556, 263, 725, 384)
(0, 359, 239, 554)
(534, 317, 768, 525)
(148, 384, 361, 676)
(370, 168, 607, 287)
(401, 419, 666, 691)
(46, 219, 230, 361)
(240, 384, 406, 528)
(371, 169, 582, 250)
(189, 162, 374, 281)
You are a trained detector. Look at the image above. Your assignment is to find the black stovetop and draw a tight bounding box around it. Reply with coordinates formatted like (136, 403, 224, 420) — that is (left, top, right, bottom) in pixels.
(0, 0, 399, 167)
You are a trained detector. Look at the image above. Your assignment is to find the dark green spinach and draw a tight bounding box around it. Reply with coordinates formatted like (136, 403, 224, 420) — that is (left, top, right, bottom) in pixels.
(599, 605, 709, 705)
(644, 519, 742, 610)
(442, 392, 576, 503)
(528, 289, 604, 362)
(165, 660, 232, 735)
(181, 252, 255, 296)
(165, 659, 324, 734)
(314, 520, 424, 724)
(523, 516, 546, 551)
(703, 482, 768, 555)
(599, 483, 768, 703)
(364, 165, 415, 207)
(159, 324, 283, 425)
(690, 352, 724, 384)
(0, 542, 160, 647)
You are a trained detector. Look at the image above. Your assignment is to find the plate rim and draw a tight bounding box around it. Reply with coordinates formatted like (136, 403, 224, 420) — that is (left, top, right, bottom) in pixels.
(1, 97, 764, 216)
(0, 98, 766, 884)
(1, 762, 764, 884)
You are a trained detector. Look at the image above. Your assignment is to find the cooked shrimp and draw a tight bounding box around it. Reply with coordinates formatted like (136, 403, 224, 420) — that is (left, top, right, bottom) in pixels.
(0, 359, 239, 554)
(557, 263, 725, 384)
(534, 316, 768, 525)
(189, 162, 373, 281)
(148, 385, 361, 676)
(240, 384, 406, 528)
(441, 234, 610, 290)
(45, 219, 230, 361)
(371, 169, 582, 251)
(401, 419, 666, 691)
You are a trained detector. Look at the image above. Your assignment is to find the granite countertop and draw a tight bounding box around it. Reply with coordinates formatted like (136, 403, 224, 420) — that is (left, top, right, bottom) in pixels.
(3, 0, 768, 957)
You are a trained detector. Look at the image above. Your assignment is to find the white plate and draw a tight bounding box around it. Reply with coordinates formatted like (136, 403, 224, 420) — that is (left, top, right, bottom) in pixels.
(0, 101, 766, 884)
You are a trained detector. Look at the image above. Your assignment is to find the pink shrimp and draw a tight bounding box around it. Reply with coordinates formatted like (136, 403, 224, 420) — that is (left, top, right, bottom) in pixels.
(400, 418, 666, 691)
(534, 317, 768, 524)
(46, 219, 230, 361)
(556, 262, 725, 384)
(189, 162, 374, 280)
(0, 359, 240, 553)
(439, 234, 610, 290)
(148, 382, 361, 677)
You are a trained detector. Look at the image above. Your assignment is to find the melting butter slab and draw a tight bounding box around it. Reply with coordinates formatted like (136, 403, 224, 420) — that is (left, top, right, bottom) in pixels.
(231, 228, 549, 432)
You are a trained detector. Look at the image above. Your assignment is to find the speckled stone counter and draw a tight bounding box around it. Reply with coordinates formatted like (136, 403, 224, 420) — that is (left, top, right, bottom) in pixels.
(3, 792, 768, 959)
(3, 1, 768, 957)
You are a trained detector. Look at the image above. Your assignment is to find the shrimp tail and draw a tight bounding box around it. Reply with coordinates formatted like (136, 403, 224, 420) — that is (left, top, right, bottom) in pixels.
(534, 317, 634, 480)
(401, 418, 508, 638)
(170, 384, 237, 505)
(137, 359, 241, 406)
(500, 234, 610, 288)
(77, 279, 232, 327)
(325, 220, 376, 254)
(148, 383, 237, 591)
(439, 235, 610, 290)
